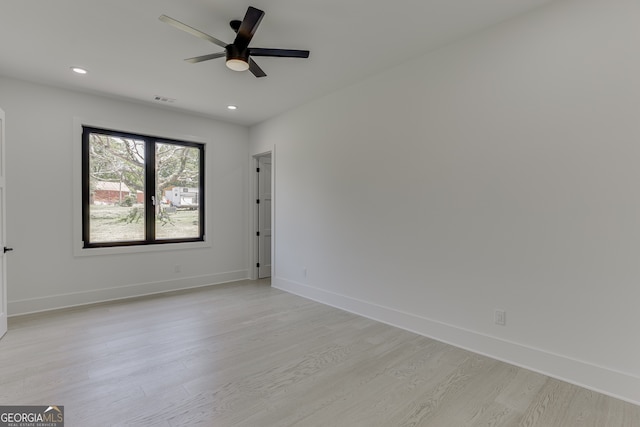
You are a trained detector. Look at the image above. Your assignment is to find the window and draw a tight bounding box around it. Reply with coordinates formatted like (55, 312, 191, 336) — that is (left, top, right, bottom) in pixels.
(82, 126, 204, 248)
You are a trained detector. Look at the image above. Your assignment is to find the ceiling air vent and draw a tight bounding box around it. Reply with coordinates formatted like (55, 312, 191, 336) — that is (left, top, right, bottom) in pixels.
(153, 95, 176, 103)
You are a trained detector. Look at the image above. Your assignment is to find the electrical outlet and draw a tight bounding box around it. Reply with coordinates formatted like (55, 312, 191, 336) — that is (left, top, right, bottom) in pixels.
(174, 265, 181, 273)
(495, 309, 506, 326)
(303, 267, 307, 278)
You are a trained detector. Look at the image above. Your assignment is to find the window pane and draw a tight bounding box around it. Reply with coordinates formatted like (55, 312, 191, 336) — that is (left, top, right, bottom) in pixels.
(155, 143, 201, 240)
(82, 126, 204, 248)
(88, 133, 145, 243)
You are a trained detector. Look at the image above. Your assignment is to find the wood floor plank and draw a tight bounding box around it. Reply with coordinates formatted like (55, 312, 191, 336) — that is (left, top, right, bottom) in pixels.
(0, 279, 638, 426)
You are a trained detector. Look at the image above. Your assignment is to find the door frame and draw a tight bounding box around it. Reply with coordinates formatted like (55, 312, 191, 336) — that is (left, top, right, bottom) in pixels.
(250, 149, 275, 280)
(0, 108, 7, 338)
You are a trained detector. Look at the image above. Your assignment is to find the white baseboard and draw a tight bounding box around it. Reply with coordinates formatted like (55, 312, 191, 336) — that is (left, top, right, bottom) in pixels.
(273, 276, 640, 407)
(8, 270, 248, 316)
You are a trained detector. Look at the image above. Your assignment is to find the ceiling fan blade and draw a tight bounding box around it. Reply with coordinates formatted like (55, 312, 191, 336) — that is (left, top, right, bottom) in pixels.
(248, 58, 267, 78)
(159, 15, 227, 49)
(249, 48, 310, 58)
(234, 6, 265, 50)
(184, 52, 226, 63)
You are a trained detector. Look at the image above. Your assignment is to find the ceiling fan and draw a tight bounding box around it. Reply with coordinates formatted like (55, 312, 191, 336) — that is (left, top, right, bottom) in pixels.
(159, 6, 310, 78)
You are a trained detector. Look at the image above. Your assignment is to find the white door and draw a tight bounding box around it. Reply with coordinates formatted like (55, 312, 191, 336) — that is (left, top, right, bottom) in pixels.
(0, 108, 7, 339)
(257, 155, 272, 278)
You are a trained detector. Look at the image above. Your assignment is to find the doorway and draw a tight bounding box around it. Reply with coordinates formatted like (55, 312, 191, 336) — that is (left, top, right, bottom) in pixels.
(255, 153, 272, 279)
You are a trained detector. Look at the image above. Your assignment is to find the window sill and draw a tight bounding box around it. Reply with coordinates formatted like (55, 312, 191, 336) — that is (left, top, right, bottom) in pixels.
(74, 239, 211, 257)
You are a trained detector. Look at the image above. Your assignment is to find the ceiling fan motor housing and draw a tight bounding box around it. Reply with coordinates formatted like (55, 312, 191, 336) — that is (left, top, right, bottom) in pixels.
(225, 44, 250, 71)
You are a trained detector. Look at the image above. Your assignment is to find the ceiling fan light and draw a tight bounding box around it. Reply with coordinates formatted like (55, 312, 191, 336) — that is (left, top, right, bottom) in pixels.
(226, 58, 249, 72)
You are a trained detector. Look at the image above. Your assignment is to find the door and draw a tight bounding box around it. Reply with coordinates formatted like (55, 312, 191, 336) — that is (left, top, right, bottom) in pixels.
(0, 108, 7, 339)
(257, 155, 271, 278)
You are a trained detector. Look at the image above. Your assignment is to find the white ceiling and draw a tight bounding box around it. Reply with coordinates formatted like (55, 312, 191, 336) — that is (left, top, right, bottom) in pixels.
(0, 0, 555, 126)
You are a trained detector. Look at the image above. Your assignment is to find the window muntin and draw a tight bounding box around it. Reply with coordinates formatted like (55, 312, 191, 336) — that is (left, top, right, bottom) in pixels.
(82, 127, 204, 248)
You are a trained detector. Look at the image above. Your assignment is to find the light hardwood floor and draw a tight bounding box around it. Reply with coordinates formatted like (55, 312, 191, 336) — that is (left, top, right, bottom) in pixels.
(1, 280, 639, 426)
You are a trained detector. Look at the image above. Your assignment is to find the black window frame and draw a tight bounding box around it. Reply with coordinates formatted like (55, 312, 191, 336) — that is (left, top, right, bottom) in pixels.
(82, 126, 205, 248)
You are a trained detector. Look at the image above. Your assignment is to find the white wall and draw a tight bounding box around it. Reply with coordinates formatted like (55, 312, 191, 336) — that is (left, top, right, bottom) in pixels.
(0, 76, 250, 315)
(250, 0, 640, 404)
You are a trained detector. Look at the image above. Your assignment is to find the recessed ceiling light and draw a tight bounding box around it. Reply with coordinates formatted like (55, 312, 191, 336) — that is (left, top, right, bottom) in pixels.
(227, 105, 237, 110)
(71, 67, 88, 74)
